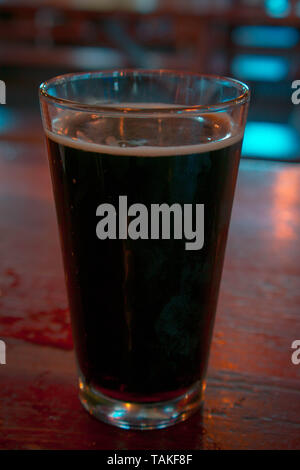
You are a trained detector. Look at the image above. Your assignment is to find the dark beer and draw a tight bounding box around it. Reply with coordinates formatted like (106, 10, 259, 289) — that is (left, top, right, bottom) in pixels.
(46, 111, 242, 403)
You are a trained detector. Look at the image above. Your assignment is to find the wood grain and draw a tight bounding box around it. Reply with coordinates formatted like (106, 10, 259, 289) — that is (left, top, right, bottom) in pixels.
(0, 138, 300, 449)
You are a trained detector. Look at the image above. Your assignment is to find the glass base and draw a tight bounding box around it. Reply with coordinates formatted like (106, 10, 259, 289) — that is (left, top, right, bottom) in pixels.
(78, 378, 205, 430)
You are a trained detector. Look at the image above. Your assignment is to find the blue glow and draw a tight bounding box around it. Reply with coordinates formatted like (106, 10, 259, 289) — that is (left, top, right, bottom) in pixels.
(242, 122, 299, 159)
(0, 107, 15, 134)
(109, 409, 126, 419)
(232, 26, 299, 48)
(163, 405, 175, 413)
(265, 0, 290, 17)
(231, 54, 289, 81)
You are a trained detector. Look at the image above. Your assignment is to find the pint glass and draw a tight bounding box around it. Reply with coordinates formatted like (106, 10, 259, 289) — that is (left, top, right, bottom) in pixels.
(39, 70, 249, 429)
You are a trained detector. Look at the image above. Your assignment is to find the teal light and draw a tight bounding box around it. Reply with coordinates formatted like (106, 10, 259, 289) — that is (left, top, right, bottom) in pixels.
(232, 26, 299, 48)
(242, 122, 299, 159)
(265, 0, 290, 17)
(0, 107, 15, 134)
(231, 54, 289, 81)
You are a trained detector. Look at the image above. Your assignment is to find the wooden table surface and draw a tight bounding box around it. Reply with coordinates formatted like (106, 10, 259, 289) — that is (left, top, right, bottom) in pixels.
(0, 121, 300, 450)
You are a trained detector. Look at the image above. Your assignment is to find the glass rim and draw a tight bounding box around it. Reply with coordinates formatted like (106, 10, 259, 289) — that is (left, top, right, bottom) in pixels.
(39, 69, 250, 115)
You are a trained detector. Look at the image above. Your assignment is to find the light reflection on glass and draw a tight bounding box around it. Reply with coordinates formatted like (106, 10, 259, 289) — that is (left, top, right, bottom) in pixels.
(110, 409, 126, 418)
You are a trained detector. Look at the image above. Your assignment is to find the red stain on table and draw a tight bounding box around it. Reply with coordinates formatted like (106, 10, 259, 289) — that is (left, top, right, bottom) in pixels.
(0, 141, 72, 349)
(0, 307, 72, 349)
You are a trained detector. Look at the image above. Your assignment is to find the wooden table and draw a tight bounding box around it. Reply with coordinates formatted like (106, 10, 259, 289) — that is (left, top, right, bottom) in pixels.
(0, 120, 300, 450)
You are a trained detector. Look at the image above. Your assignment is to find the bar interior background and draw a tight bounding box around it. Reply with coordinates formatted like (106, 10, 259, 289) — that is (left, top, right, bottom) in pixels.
(0, 0, 300, 451)
(0, 0, 299, 162)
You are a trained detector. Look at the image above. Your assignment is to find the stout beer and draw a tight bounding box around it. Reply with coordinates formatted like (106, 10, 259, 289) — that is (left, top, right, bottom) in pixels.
(45, 110, 242, 403)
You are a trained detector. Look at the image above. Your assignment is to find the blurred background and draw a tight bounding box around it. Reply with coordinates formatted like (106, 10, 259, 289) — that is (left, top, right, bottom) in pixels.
(0, 0, 300, 161)
(1, 1, 300, 452)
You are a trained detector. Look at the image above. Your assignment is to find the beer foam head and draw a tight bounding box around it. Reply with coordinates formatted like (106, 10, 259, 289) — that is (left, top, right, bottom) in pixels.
(45, 104, 243, 156)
